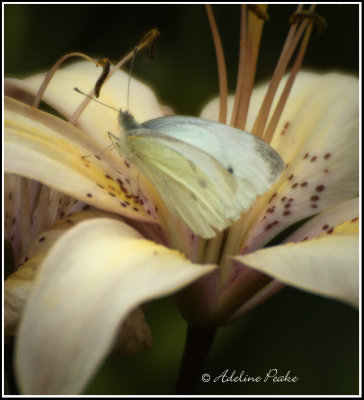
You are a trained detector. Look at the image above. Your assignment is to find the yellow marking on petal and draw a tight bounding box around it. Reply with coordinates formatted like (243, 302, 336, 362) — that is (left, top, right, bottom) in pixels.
(327, 219, 359, 235)
(5, 97, 156, 223)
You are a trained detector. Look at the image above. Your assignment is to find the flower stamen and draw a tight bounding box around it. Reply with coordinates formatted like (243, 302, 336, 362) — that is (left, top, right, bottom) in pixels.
(205, 4, 228, 124)
(231, 4, 268, 130)
(32, 53, 110, 108)
(251, 4, 323, 141)
(69, 28, 160, 125)
(263, 10, 324, 143)
(289, 10, 328, 34)
(247, 4, 270, 21)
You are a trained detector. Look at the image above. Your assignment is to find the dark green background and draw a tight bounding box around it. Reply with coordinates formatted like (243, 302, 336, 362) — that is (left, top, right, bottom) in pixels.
(4, 3, 359, 395)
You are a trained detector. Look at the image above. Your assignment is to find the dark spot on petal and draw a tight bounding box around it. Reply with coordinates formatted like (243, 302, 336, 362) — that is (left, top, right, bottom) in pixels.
(311, 204, 318, 209)
(133, 207, 139, 212)
(125, 161, 130, 168)
(97, 184, 104, 189)
(268, 193, 277, 203)
(228, 166, 234, 174)
(291, 183, 298, 189)
(284, 203, 291, 209)
(108, 192, 116, 197)
(310, 195, 320, 201)
(327, 228, 334, 234)
(288, 174, 294, 180)
(324, 153, 331, 159)
(87, 193, 92, 197)
(322, 224, 329, 230)
(95, 155, 101, 160)
(283, 211, 291, 216)
(281, 196, 286, 202)
(264, 220, 279, 231)
(316, 185, 325, 192)
(302, 237, 309, 241)
(300, 182, 308, 187)
(105, 174, 112, 180)
(351, 217, 358, 222)
(82, 205, 90, 211)
(311, 156, 317, 162)
(303, 153, 309, 159)
(39, 236, 46, 242)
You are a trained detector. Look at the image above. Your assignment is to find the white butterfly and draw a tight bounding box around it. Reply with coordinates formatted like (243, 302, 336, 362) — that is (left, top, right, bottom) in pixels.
(111, 111, 284, 239)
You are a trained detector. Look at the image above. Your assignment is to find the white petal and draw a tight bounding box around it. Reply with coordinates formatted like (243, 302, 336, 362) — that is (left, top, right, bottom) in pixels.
(15, 218, 215, 394)
(234, 234, 359, 308)
(203, 72, 359, 252)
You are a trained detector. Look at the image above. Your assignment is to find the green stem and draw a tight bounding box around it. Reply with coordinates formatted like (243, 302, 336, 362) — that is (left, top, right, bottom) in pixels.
(176, 324, 217, 395)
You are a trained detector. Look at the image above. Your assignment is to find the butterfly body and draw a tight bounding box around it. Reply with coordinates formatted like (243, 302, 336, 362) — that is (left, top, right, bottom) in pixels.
(115, 111, 284, 238)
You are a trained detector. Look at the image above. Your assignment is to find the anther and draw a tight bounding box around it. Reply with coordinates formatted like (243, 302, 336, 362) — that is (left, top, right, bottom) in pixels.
(289, 10, 327, 33)
(248, 5, 269, 21)
(94, 58, 111, 98)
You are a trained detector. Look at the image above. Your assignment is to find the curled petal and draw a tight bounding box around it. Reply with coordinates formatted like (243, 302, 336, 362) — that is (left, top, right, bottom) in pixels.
(234, 234, 359, 308)
(285, 197, 359, 242)
(4, 210, 120, 337)
(15, 218, 216, 394)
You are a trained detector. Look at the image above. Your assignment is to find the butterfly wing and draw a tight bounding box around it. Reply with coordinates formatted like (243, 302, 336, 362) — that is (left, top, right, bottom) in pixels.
(142, 116, 284, 195)
(125, 129, 257, 238)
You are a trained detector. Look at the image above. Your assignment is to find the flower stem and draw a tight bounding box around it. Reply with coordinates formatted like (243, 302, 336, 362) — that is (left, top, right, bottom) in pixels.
(4, 338, 19, 395)
(176, 324, 217, 394)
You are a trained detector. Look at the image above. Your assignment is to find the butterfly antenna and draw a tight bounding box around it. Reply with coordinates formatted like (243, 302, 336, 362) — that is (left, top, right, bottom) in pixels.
(127, 47, 138, 112)
(74, 87, 119, 112)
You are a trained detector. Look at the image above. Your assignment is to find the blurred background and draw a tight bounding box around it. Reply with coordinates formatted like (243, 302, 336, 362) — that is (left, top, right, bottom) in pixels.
(4, 3, 359, 395)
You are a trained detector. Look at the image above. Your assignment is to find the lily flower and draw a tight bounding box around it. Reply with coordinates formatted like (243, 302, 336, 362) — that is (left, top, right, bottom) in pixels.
(4, 5, 358, 395)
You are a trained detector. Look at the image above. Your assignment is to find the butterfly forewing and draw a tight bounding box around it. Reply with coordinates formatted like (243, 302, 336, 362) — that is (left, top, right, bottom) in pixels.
(142, 116, 284, 194)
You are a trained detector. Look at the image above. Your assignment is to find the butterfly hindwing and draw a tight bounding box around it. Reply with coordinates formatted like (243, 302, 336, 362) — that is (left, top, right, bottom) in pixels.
(124, 129, 248, 237)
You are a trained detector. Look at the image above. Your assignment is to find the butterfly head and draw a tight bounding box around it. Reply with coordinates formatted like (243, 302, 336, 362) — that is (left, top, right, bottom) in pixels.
(119, 110, 141, 132)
